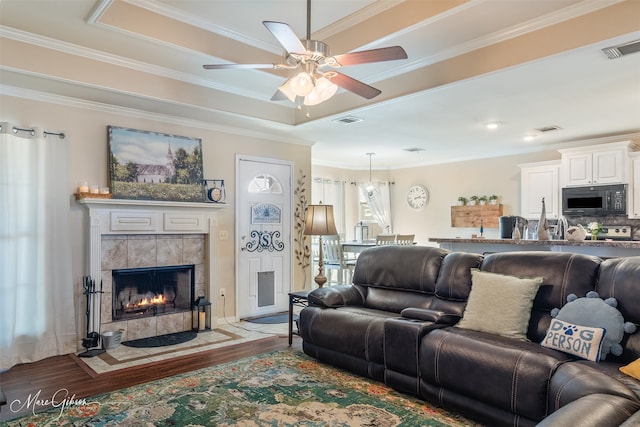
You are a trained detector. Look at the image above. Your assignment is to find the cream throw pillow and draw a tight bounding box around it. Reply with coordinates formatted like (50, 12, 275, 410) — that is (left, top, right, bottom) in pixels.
(457, 269, 543, 341)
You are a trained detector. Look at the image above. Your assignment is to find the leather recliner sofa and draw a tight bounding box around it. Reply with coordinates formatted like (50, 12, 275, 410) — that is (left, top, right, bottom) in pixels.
(299, 246, 640, 426)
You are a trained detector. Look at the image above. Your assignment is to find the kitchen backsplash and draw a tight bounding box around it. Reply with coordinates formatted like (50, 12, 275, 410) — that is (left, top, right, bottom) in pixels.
(528, 216, 640, 240)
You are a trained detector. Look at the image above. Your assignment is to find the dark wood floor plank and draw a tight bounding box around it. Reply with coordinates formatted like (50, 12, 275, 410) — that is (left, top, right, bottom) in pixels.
(0, 334, 301, 421)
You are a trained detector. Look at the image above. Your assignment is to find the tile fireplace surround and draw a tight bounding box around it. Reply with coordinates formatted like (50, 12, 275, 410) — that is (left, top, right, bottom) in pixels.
(78, 198, 226, 343)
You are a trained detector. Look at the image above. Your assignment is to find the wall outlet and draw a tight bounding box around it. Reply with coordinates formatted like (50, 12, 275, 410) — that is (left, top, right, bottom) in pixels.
(219, 288, 226, 298)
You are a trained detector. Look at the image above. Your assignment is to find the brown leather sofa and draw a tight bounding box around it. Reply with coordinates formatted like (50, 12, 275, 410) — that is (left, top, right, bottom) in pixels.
(299, 246, 640, 426)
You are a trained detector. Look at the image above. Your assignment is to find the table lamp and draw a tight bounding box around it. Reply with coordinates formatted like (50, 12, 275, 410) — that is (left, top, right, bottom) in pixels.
(304, 204, 338, 288)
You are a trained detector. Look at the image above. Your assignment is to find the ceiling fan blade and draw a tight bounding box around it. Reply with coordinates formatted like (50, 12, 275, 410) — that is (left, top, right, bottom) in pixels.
(330, 72, 381, 99)
(203, 63, 276, 70)
(263, 21, 307, 55)
(331, 46, 407, 67)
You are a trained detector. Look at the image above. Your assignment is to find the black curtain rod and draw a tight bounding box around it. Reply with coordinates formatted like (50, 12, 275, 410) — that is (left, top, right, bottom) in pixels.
(0, 123, 66, 139)
(350, 181, 395, 185)
(44, 130, 66, 139)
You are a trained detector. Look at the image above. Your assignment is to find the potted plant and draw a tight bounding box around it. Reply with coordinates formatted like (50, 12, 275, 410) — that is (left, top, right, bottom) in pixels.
(457, 196, 467, 206)
(489, 195, 498, 205)
(586, 222, 603, 241)
(478, 195, 488, 205)
(468, 195, 478, 205)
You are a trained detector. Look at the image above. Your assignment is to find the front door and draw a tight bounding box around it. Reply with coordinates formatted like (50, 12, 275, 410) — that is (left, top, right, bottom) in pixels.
(236, 155, 292, 319)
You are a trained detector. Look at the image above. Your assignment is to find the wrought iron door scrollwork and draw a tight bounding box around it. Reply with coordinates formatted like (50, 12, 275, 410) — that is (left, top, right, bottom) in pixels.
(245, 230, 285, 252)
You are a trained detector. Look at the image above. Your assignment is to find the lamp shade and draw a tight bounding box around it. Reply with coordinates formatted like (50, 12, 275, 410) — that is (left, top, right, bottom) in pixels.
(303, 204, 338, 236)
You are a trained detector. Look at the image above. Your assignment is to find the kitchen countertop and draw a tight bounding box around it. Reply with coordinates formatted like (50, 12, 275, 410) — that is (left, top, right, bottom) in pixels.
(428, 237, 640, 249)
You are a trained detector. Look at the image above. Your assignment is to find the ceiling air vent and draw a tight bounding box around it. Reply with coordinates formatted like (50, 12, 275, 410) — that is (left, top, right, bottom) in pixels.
(403, 147, 425, 153)
(602, 39, 640, 60)
(333, 116, 364, 125)
(535, 125, 562, 133)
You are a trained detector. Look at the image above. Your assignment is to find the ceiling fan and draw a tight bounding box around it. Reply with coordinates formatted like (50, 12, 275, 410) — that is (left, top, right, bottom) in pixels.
(203, 0, 407, 106)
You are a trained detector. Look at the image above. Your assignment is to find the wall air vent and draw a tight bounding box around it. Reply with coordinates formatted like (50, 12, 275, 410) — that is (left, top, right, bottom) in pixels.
(403, 147, 425, 153)
(535, 125, 562, 133)
(602, 39, 640, 59)
(333, 116, 363, 125)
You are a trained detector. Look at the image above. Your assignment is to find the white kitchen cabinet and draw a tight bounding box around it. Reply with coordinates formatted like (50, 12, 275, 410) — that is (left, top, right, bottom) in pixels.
(519, 160, 560, 220)
(559, 142, 629, 187)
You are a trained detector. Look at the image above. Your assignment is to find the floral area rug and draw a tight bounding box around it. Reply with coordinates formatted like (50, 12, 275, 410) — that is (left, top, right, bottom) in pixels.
(6, 349, 482, 426)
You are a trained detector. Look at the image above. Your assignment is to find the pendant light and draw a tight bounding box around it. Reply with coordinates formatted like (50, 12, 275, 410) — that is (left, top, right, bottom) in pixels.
(366, 152, 375, 193)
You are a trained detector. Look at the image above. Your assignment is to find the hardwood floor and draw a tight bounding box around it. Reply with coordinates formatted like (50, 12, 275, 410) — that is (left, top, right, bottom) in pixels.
(0, 335, 302, 422)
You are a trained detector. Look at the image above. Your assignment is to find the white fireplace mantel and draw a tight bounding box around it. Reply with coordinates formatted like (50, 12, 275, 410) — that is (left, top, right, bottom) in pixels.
(78, 197, 226, 236)
(77, 197, 226, 331)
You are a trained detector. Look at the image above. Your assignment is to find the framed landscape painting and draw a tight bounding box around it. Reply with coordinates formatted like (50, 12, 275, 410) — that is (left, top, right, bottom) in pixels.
(108, 126, 205, 202)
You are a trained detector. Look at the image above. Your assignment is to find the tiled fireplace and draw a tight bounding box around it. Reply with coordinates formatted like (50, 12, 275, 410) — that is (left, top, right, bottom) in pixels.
(78, 199, 224, 343)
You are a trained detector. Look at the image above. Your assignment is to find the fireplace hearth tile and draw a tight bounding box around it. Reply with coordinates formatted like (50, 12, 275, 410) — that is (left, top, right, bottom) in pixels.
(127, 316, 157, 341)
(157, 313, 187, 336)
(98, 233, 206, 345)
(194, 264, 205, 293)
(127, 236, 157, 268)
(157, 236, 183, 266)
(78, 321, 292, 374)
(100, 291, 112, 324)
(183, 236, 204, 264)
(101, 237, 127, 270)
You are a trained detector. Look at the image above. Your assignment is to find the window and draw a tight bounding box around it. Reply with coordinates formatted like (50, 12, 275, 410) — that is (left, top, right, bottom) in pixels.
(312, 178, 345, 235)
(248, 173, 282, 194)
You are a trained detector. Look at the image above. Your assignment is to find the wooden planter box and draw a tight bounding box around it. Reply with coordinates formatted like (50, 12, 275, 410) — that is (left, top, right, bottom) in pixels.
(451, 204, 503, 228)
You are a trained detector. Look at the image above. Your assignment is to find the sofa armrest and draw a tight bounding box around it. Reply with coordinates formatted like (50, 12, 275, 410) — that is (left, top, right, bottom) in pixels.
(537, 394, 640, 427)
(384, 314, 454, 395)
(307, 285, 365, 308)
(401, 308, 461, 325)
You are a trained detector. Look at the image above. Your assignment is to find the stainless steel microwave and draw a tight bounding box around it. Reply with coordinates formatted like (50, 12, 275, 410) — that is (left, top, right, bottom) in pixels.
(562, 184, 627, 216)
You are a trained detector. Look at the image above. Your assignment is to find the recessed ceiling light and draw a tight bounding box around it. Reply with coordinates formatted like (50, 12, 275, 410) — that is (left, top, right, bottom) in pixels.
(523, 134, 538, 142)
(485, 121, 502, 130)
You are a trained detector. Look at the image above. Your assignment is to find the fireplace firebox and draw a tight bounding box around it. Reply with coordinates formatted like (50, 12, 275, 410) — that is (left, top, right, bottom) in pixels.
(112, 265, 195, 321)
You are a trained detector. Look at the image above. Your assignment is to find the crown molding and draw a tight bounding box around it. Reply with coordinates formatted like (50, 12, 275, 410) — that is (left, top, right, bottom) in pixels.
(0, 25, 271, 101)
(0, 84, 313, 147)
(116, 0, 282, 55)
(349, 0, 624, 81)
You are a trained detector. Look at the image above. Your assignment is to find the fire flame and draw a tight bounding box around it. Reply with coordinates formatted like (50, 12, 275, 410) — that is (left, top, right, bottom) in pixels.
(125, 294, 166, 309)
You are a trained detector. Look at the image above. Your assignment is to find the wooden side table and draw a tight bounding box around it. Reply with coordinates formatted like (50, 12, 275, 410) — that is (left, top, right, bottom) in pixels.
(288, 290, 311, 345)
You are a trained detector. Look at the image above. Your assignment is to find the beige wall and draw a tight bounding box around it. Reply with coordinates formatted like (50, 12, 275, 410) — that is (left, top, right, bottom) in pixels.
(314, 150, 560, 245)
(3, 94, 312, 333)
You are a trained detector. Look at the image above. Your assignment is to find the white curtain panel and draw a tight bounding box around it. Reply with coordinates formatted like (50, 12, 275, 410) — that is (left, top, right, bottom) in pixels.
(312, 177, 345, 236)
(0, 127, 76, 370)
(358, 182, 392, 234)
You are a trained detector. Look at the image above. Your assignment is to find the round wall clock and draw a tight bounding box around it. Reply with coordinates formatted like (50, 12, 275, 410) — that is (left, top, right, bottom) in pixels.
(204, 179, 226, 203)
(407, 185, 429, 210)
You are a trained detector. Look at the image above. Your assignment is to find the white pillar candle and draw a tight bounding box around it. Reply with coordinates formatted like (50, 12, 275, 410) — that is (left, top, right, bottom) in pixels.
(78, 182, 89, 193)
(198, 311, 205, 330)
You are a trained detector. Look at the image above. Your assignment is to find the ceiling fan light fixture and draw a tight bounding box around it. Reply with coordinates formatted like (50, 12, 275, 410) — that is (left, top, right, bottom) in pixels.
(290, 71, 314, 96)
(303, 87, 322, 106)
(278, 79, 297, 102)
(303, 79, 336, 106)
(316, 77, 337, 100)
